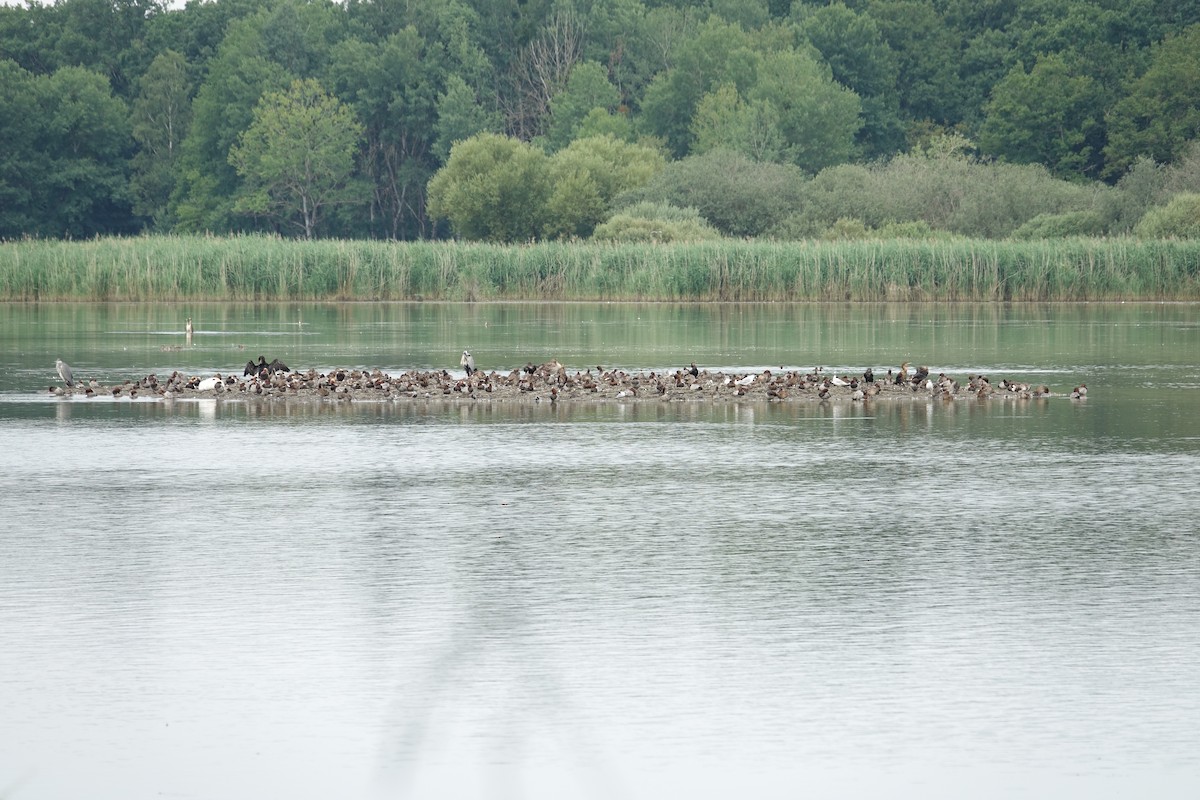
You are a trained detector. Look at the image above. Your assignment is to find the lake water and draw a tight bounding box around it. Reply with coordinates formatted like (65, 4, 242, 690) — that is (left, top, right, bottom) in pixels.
(2, 302, 1199, 800)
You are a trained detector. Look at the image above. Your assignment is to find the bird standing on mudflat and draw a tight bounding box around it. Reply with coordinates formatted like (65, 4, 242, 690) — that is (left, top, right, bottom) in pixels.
(461, 350, 476, 376)
(56, 359, 74, 387)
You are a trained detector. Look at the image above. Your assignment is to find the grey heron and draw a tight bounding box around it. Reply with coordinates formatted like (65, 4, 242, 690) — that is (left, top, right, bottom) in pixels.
(460, 350, 476, 376)
(55, 359, 74, 387)
(185, 317, 194, 337)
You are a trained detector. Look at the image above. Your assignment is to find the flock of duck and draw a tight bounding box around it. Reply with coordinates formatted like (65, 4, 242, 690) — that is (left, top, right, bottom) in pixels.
(51, 353, 1089, 404)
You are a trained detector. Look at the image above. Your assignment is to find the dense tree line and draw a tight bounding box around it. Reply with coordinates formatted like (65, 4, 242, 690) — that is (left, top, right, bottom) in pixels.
(2, 0, 1199, 242)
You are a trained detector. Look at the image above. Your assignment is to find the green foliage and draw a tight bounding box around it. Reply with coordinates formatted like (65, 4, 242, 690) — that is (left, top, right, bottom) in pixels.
(1103, 156, 1165, 233)
(591, 202, 722, 243)
(621, 149, 807, 237)
(5, 235, 1200, 302)
(170, 16, 293, 233)
(426, 133, 552, 242)
(543, 135, 666, 239)
(979, 55, 1105, 179)
(639, 17, 754, 157)
(690, 83, 784, 163)
(0, 60, 135, 239)
(574, 107, 636, 142)
(229, 78, 365, 239)
(1134, 193, 1200, 239)
(1010, 210, 1109, 240)
(795, 1, 904, 158)
(710, 0, 770, 30)
(792, 145, 1103, 238)
(433, 73, 503, 162)
(5, 0, 1200, 241)
(876, 219, 942, 239)
(543, 61, 622, 152)
(866, 0, 964, 125)
(1105, 24, 1200, 177)
(746, 47, 862, 172)
(129, 49, 192, 229)
(1158, 140, 1200, 197)
(0, 60, 42, 238)
(819, 217, 872, 240)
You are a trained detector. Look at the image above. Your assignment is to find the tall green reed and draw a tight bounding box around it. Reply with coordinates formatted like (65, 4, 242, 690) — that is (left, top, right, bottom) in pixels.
(2, 234, 1198, 301)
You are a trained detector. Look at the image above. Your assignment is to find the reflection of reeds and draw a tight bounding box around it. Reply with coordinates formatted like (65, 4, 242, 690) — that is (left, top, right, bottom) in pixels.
(2, 235, 1198, 302)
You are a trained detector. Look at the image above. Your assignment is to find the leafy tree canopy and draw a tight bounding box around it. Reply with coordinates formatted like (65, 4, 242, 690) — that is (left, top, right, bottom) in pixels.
(229, 78, 365, 239)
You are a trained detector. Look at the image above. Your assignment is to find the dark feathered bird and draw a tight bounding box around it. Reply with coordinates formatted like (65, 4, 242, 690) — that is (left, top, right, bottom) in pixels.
(245, 356, 269, 376)
(267, 358, 289, 374)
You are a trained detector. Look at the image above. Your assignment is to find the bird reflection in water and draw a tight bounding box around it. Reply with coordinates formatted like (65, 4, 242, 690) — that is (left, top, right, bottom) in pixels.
(378, 529, 627, 799)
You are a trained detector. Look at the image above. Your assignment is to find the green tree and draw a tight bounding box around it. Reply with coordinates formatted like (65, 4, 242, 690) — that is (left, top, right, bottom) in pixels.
(1105, 25, 1200, 178)
(690, 83, 784, 163)
(330, 2, 497, 238)
(622, 149, 807, 237)
(36, 65, 135, 237)
(426, 133, 551, 242)
(327, 31, 438, 240)
(709, 0, 769, 30)
(1133, 193, 1200, 238)
(543, 61, 622, 151)
(795, 1, 903, 158)
(129, 49, 192, 228)
(0, 59, 42, 237)
(229, 78, 365, 239)
(639, 16, 754, 157)
(170, 17, 293, 232)
(543, 134, 665, 238)
(434, 73, 504, 162)
(747, 48, 862, 172)
(866, 0, 963, 126)
(978, 55, 1104, 178)
(591, 201, 722, 242)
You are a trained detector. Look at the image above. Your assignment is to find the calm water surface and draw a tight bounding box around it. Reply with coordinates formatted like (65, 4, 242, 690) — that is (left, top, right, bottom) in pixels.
(1, 303, 1199, 799)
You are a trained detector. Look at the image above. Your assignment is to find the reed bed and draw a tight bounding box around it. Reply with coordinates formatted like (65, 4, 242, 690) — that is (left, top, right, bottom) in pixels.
(2, 234, 1198, 302)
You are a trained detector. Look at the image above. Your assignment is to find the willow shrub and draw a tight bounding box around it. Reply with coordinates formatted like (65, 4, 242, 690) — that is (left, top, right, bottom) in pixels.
(2, 234, 1199, 302)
